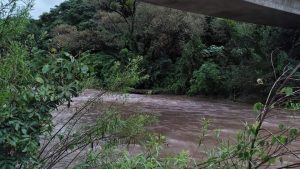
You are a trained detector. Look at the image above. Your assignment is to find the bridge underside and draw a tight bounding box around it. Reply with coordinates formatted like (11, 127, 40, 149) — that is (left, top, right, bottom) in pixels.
(141, 0, 300, 29)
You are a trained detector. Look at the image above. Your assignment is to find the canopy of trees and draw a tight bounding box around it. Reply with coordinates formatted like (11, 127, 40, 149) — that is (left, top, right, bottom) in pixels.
(32, 0, 300, 101)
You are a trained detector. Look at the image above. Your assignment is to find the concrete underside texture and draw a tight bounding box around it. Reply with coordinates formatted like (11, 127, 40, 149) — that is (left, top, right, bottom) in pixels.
(141, 0, 300, 29)
(246, 0, 300, 15)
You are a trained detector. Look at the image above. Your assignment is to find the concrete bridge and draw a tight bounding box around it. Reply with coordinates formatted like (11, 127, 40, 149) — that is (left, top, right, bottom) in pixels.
(141, 0, 300, 29)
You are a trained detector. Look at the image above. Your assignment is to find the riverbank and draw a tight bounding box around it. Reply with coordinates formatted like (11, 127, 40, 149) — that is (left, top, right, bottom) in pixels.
(128, 88, 264, 104)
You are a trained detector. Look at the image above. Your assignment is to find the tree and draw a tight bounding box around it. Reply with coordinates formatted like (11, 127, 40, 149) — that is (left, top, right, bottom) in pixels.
(99, 0, 137, 50)
(0, 0, 33, 56)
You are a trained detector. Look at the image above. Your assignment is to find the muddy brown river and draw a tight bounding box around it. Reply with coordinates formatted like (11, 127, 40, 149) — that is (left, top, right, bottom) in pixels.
(53, 89, 300, 168)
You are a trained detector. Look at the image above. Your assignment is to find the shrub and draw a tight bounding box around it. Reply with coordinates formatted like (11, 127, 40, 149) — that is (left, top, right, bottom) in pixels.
(0, 49, 91, 168)
(189, 63, 223, 95)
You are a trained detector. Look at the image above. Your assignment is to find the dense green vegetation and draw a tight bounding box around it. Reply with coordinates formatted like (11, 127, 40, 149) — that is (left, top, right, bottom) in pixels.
(31, 0, 300, 101)
(0, 0, 299, 168)
(0, 0, 146, 168)
(0, 1, 92, 167)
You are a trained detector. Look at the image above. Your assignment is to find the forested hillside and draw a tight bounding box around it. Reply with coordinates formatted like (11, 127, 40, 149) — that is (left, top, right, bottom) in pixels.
(31, 0, 300, 101)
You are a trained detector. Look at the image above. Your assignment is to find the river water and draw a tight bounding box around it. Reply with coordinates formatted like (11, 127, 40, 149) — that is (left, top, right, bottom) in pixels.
(52, 89, 300, 168)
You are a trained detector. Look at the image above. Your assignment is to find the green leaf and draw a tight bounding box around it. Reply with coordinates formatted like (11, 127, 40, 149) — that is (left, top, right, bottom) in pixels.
(67, 73, 73, 80)
(272, 136, 288, 145)
(279, 136, 288, 144)
(42, 64, 50, 74)
(280, 87, 293, 96)
(81, 65, 89, 74)
(253, 102, 264, 113)
(35, 76, 44, 84)
(58, 134, 64, 141)
(15, 123, 20, 131)
(289, 128, 299, 140)
(21, 128, 27, 134)
(125, 0, 134, 7)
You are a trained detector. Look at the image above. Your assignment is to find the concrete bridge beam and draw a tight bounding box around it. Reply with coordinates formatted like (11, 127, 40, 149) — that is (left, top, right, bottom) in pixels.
(140, 0, 300, 29)
(246, 0, 300, 15)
